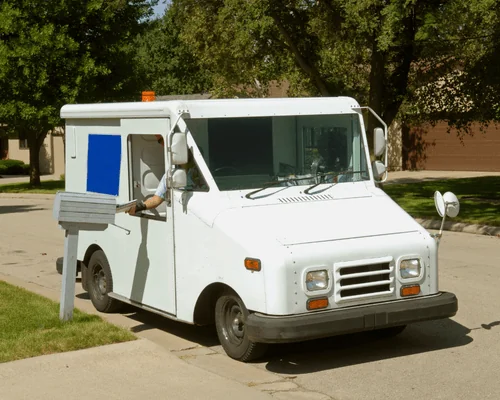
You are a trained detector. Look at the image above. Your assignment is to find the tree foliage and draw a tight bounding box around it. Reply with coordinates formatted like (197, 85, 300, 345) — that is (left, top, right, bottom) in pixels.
(409, 0, 500, 131)
(171, 0, 500, 132)
(0, 0, 156, 185)
(134, 2, 213, 95)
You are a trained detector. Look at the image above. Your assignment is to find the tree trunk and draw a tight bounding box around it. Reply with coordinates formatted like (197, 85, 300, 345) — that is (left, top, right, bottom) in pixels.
(270, 14, 331, 96)
(28, 131, 46, 187)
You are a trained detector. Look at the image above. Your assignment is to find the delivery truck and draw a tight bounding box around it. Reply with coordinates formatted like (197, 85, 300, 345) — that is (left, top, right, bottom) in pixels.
(56, 96, 459, 361)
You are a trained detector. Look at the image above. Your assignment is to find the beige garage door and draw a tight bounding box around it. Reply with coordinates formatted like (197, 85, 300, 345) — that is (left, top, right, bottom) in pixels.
(406, 122, 500, 171)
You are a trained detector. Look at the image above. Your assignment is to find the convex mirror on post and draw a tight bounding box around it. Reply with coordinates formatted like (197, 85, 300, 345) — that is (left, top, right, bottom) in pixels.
(434, 191, 460, 218)
(432, 191, 460, 245)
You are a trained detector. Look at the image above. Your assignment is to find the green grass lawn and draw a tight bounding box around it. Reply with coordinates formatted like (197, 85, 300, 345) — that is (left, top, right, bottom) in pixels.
(384, 176, 500, 226)
(0, 180, 65, 194)
(0, 281, 136, 363)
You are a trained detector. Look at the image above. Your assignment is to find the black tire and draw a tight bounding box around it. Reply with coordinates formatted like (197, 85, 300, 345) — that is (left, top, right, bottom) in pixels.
(371, 325, 407, 339)
(87, 250, 122, 313)
(81, 262, 89, 292)
(215, 290, 267, 362)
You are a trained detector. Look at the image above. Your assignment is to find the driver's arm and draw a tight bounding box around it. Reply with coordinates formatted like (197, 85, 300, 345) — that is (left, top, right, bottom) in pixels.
(128, 195, 164, 215)
(127, 173, 167, 215)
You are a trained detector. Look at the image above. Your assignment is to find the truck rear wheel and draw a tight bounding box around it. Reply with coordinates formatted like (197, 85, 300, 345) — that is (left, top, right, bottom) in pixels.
(87, 250, 122, 313)
(215, 290, 267, 362)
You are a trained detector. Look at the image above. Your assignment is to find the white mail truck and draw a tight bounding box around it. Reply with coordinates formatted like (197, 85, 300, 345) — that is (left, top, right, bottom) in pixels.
(56, 97, 458, 361)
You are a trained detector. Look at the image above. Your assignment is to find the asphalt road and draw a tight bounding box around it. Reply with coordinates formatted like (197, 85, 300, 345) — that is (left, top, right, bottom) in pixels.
(1, 195, 499, 400)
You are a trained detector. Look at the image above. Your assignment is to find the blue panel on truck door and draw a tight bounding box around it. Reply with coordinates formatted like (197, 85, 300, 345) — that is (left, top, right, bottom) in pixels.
(87, 134, 121, 196)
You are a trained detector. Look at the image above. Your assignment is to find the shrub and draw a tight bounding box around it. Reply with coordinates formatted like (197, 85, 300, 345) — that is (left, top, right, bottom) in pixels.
(0, 159, 30, 175)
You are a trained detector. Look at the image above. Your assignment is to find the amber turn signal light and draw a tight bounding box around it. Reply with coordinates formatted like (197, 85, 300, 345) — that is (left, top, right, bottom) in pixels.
(307, 297, 329, 310)
(244, 258, 261, 271)
(401, 284, 420, 297)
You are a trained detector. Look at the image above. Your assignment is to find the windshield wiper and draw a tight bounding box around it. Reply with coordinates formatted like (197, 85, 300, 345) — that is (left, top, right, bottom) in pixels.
(245, 176, 313, 199)
(304, 170, 366, 195)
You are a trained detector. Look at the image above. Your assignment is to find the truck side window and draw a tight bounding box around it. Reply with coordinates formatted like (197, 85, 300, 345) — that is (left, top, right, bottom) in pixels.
(128, 134, 166, 220)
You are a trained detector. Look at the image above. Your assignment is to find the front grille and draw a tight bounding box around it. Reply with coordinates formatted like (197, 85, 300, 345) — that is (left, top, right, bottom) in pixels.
(336, 262, 394, 301)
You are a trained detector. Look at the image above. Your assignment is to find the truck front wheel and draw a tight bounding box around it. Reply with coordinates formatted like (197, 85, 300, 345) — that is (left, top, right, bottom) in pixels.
(87, 250, 122, 313)
(215, 290, 267, 362)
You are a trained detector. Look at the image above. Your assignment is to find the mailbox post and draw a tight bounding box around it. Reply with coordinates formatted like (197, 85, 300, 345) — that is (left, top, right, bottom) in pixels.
(53, 192, 116, 321)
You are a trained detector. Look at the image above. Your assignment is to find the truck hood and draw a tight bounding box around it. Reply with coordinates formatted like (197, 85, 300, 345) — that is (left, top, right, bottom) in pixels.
(213, 194, 420, 246)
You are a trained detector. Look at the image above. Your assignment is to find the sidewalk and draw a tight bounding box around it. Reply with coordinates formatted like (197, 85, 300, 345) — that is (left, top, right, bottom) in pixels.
(0, 339, 274, 400)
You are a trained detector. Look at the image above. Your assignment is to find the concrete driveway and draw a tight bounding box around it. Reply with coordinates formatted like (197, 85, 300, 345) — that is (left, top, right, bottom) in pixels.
(1, 194, 499, 400)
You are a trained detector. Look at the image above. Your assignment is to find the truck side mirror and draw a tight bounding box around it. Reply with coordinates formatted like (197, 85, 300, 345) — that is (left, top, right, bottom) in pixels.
(374, 127, 386, 157)
(171, 168, 187, 189)
(171, 132, 188, 165)
(372, 160, 387, 181)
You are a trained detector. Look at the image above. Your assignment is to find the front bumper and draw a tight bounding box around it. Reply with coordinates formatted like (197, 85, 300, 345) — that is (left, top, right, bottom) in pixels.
(246, 292, 458, 343)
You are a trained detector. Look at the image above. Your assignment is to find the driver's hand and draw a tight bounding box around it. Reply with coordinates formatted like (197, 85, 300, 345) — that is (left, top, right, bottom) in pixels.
(127, 205, 137, 215)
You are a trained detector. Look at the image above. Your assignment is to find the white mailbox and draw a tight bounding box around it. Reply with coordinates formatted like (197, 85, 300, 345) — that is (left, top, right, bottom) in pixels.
(53, 191, 117, 321)
(53, 191, 116, 229)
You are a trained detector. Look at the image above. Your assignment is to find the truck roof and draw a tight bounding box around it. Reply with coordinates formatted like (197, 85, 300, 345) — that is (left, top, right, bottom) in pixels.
(60, 97, 361, 120)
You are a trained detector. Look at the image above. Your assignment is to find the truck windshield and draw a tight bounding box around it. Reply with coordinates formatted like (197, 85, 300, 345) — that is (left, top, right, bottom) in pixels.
(186, 114, 369, 191)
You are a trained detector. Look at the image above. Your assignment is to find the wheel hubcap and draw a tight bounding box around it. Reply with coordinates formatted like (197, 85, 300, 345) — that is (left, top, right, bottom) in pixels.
(92, 265, 106, 298)
(231, 309, 244, 339)
(223, 301, 245, 344)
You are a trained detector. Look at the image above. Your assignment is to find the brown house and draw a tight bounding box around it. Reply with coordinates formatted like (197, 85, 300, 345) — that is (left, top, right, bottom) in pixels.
(0, 128, 65, 176)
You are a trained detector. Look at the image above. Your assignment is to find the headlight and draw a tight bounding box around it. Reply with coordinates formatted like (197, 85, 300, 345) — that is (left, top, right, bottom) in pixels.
(400, 259, 421, 279)
(306, 270, 329, 291)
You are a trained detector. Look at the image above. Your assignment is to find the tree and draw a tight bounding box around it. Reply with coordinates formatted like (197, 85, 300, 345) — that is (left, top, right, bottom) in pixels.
(172, 0, 499, 133)
(0, 0, 156, 186)
(408, 0, 500, 131)
(134, 2, 213, 95)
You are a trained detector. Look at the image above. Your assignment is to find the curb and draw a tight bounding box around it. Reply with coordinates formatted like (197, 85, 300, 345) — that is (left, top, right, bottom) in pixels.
(416, 218, 500, 237)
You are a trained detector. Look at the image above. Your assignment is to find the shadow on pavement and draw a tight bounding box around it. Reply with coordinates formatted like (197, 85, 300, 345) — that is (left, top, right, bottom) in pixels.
(76, 292, 90, 300)
(126, 309, 220, 348)
(262, 318, 472, 374)
(0, 205, 47, 214)
(72, 289, 219, 347)
(481, 320, 500, 330)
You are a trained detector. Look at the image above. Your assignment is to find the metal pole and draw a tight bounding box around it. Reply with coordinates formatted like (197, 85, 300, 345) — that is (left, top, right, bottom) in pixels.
(59, 227, 79, 321)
